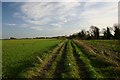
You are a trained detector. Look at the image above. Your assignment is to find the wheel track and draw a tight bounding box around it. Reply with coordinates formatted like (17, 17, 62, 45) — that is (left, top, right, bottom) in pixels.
(32, 40, 92, 79)
(32, 41, 65, 79)
(71, 41, 90, 79)
(53, 41, 68, 78)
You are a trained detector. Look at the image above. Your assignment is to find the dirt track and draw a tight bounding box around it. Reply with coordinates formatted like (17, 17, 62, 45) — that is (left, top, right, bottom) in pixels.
(32, 40, 93, 79)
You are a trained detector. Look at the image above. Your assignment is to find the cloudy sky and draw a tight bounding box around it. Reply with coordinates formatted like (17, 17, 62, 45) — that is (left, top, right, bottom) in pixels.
(2, 2, 118, 38)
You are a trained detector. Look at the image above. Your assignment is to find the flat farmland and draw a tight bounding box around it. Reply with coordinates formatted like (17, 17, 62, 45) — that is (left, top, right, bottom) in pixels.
(2, 39, 120, 79)
(2, 39, 62, 78)
(74, 40, 120, 78)
(3, 2, 120, 80)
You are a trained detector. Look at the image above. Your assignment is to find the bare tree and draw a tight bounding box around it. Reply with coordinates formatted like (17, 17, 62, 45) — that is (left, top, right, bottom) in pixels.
(102, 27, 113, 39)
(90, 25, 99, 39)
(114, 24, 120, 39)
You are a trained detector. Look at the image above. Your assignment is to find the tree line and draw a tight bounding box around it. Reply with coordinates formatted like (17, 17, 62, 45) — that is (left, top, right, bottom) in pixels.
(69, 24, 120, 40)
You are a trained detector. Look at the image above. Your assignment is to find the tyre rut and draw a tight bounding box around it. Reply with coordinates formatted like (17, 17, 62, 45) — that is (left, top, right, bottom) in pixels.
(71, 41, 90, 79)
(53, 41, 68, 78)
(32, 42, 65, 79)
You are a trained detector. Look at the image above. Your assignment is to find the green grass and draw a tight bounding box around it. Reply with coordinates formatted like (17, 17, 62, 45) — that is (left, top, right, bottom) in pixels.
(44, 41, 67, 78)
(3, 39, 120, 78)
(74, 40, 120, 78)
(44, 40, 80, 78)
(22, 40, 65, 78)
(85, 40, 120, 78)
(0, 40, 2, 77)
(61, 40, 80, 78)
(72, 41, 103, 78)
(86, 40, 120, 53)
(2, 39, 62, 78)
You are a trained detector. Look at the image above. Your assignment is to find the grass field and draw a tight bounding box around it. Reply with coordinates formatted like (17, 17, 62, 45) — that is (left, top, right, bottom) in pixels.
(83, 40, 120, 78)
(0, 40, 2, 77)
(74, 40, 120, 78)
(2, 39, 62, 78)
(2, 39, 120, 79)
(86, 40, 120, 53)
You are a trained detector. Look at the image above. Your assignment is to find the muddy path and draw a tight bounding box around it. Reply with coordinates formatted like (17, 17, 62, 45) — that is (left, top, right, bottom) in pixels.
(32, 42, 65, 79)
(52, 40, 90, 79)
(53, 41, 68, 78)
(71, 41, 90, 79)
(32, 40, 94, 79)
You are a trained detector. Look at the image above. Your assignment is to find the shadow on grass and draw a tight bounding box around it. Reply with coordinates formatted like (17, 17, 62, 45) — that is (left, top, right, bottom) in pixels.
(3, 59, 35, 79)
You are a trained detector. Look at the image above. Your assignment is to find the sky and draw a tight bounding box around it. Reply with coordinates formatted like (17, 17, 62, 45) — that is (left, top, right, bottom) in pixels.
(0, 2, 2, 39)
(2, 2, 118, 39)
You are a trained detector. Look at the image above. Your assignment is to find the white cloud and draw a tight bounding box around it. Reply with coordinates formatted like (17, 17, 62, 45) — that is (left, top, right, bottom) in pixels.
(13, 2, 118, 36)
(84, 0, 119, 2)
(21, 3, 53, 19)
(14, 2, 81, 31)
(50, 22, 65, 30)
(30, 27, 43, 31)
(5, 23, 16, 26)
(50, 23, 62, 28)
(26, 0, 80, 2)
(25, 19, 48, 25)
(78, 2, 118, 30)
(2, 0, 119, 2)
(19, 3, 54, 25)
(19, 2, 80, 23)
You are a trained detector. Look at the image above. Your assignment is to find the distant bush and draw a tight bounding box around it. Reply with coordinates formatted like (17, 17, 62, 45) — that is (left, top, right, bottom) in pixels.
(10, 37, 16, 39)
